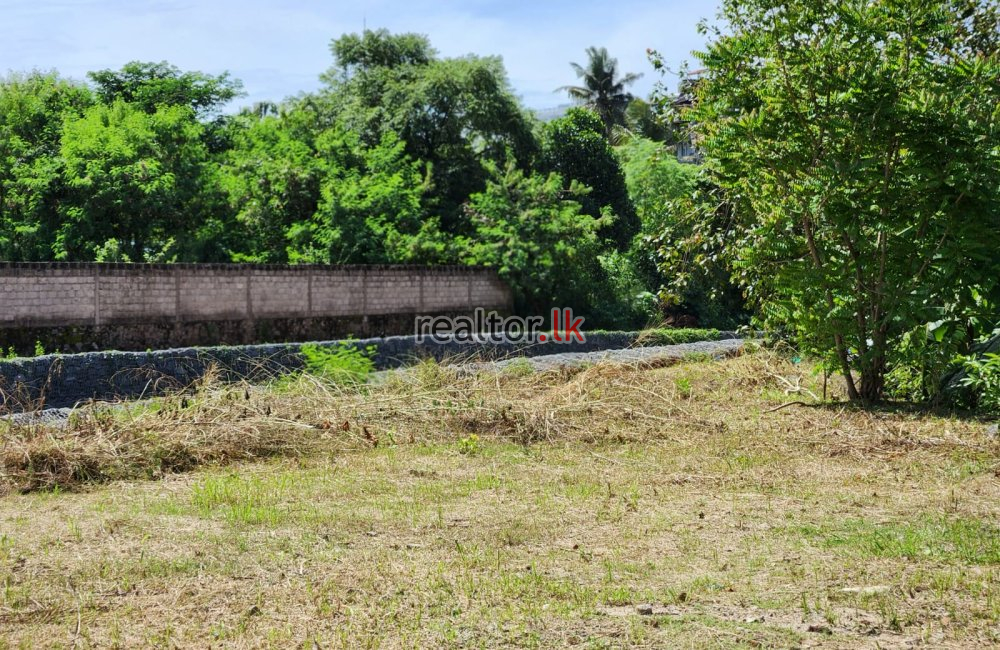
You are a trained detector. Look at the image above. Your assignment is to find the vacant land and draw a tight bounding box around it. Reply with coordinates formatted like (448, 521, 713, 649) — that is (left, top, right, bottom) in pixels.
(1, 350, 998, 648)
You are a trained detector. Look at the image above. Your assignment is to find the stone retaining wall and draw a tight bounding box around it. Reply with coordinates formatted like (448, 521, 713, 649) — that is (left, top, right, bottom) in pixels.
(0, 332, 738, 411)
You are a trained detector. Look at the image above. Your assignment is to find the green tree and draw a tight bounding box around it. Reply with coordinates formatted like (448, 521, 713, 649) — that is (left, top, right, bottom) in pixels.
(58, 101, 221, 261)
(320, 30, 537, 233)
(88, 61, 243, 116)
(286, 128, 436, 264)
(220, 110, 323, 262)
(618, 137, 696, 237)
(667, 0, 1000, 401)
(558, 46, 642, 137)
(458, 162, 608, 316)
(624, 98, 671, 142)
(539, 107, 639, 250)
(0, 72, 93, 260)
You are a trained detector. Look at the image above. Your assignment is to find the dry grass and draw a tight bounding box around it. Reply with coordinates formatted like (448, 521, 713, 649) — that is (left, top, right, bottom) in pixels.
(1, 349, 999, 648)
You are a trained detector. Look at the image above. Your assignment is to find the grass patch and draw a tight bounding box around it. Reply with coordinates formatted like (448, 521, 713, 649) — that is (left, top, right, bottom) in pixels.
(818, 516, 1000, 564)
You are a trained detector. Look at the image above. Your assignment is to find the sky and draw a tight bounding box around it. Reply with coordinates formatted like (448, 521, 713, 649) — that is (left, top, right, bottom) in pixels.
(2, 0, 714, 111)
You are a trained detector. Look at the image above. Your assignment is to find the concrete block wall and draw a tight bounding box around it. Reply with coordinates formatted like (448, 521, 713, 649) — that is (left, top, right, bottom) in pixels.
(0, 266, 97, 326)
(0, 263, 511, 329)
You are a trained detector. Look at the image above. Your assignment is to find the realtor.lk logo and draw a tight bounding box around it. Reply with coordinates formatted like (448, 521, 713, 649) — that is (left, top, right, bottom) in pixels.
(415, 308, 585, 344)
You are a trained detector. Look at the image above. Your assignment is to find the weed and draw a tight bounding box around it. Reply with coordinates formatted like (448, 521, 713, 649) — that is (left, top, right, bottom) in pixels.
(675, 376, 693, 399)
(300, 341, 376, 385)
(458, 434, 482, 456)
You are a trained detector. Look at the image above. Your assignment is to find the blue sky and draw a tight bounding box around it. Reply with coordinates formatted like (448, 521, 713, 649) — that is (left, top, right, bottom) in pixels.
(3, 0, 713, 110)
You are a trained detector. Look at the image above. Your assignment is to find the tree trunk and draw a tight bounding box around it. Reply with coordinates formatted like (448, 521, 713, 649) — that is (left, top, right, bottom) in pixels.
(859, 353, 886, 402)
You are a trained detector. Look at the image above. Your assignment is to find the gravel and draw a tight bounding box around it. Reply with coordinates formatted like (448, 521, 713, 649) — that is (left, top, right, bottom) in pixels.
(459, 338, 745, 374)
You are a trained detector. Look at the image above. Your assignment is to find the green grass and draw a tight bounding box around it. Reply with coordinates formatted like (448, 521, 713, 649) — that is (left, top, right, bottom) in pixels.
(818, 516, 1000, 564)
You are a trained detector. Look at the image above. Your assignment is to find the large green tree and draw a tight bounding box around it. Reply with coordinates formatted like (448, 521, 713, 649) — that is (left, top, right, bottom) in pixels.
(88, 61, 243, 117)
(558, 46, 642, 137)
(319, 29, 537, 233)
(58, 101, 221, 261)
(0, 73, 93, 260)
(458, 162, 607, 315)
(667, 0, 1000, 401)
(220, 109, 324, 262)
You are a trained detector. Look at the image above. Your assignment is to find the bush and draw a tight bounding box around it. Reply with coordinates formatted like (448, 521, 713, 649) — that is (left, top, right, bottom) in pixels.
(300, 342, 376, 386)
(959, 353, 1000, 414)
(639, 328, 722, 346)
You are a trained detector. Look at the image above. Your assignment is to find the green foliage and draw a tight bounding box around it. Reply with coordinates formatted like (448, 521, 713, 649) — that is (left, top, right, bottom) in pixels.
(592, 250, 659, 327)
(640, 328, 722, 346)
(322, 30, 536, 234)
(219, 112, 322, 262)
(0, 32, 678, 336)
(0, 342, 50, 359)
(457, 161, 606, 316)
(88, 61, 243, 116)
(0, 72, 93, 261)
(666, 0, 1000, 401)
(457, 434, 482, 456)
(299, 342, 376, 386)
(624, 98, 671, 142)
(58, 101, 220, 261)
(540, 108, 639, 250)
(618, 137, 696, 236)
(959, 353, 1000, 414)
(287, 129, 435, 264)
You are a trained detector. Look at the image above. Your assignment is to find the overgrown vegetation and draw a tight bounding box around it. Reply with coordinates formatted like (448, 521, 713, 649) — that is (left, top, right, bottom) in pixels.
(658, 0, 1000, 401)
(299, 342, 376, 386)
(2, 0, 998, 408)
(0, 32, 711, 330)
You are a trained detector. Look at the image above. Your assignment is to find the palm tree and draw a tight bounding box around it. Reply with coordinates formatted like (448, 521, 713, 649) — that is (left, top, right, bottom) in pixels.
(557, 47, 642, 136)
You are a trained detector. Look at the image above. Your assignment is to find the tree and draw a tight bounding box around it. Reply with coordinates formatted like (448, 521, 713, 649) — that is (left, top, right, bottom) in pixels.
(285, 128, 434, 265)
(0, 72, 93, 261)
(539, 108, 639, 250)
(458, 162, 607, 315)
(319, 30, 537, 234)
(624, 98, 671, 142)
(667, 0, 1000, 401)
(58, 101, 220, 261)
(88, 61, 243, 116)
(220, 110, 324, 262)
(558, 46, 642, 137)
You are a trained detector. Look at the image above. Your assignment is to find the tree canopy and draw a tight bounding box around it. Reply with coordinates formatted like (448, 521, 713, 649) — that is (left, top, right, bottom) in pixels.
(664, 0, 1000, 401)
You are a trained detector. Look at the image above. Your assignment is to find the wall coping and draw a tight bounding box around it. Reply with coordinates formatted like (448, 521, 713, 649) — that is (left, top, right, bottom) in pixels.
(0, 262, 499, 274)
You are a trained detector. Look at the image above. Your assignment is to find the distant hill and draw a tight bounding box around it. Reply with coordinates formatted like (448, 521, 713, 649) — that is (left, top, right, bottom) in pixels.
(531, 103, 575, 123)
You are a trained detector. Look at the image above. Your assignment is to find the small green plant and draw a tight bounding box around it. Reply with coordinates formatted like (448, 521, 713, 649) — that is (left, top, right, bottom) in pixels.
(959, 353, 1000, 414)
(675, 377, 693, 399)
(33, 341, 45, 357)
(502, 358, 535, 377)
(458, 434, 481, 456)
(2, 347, 16, 360)
(299, 342, 376, 386)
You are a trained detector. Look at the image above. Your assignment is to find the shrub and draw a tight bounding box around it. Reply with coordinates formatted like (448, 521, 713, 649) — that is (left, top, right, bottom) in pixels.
(959, 354, 1000, 414)
(639, 328, 722, 346)
(299, 342, 376, 386)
